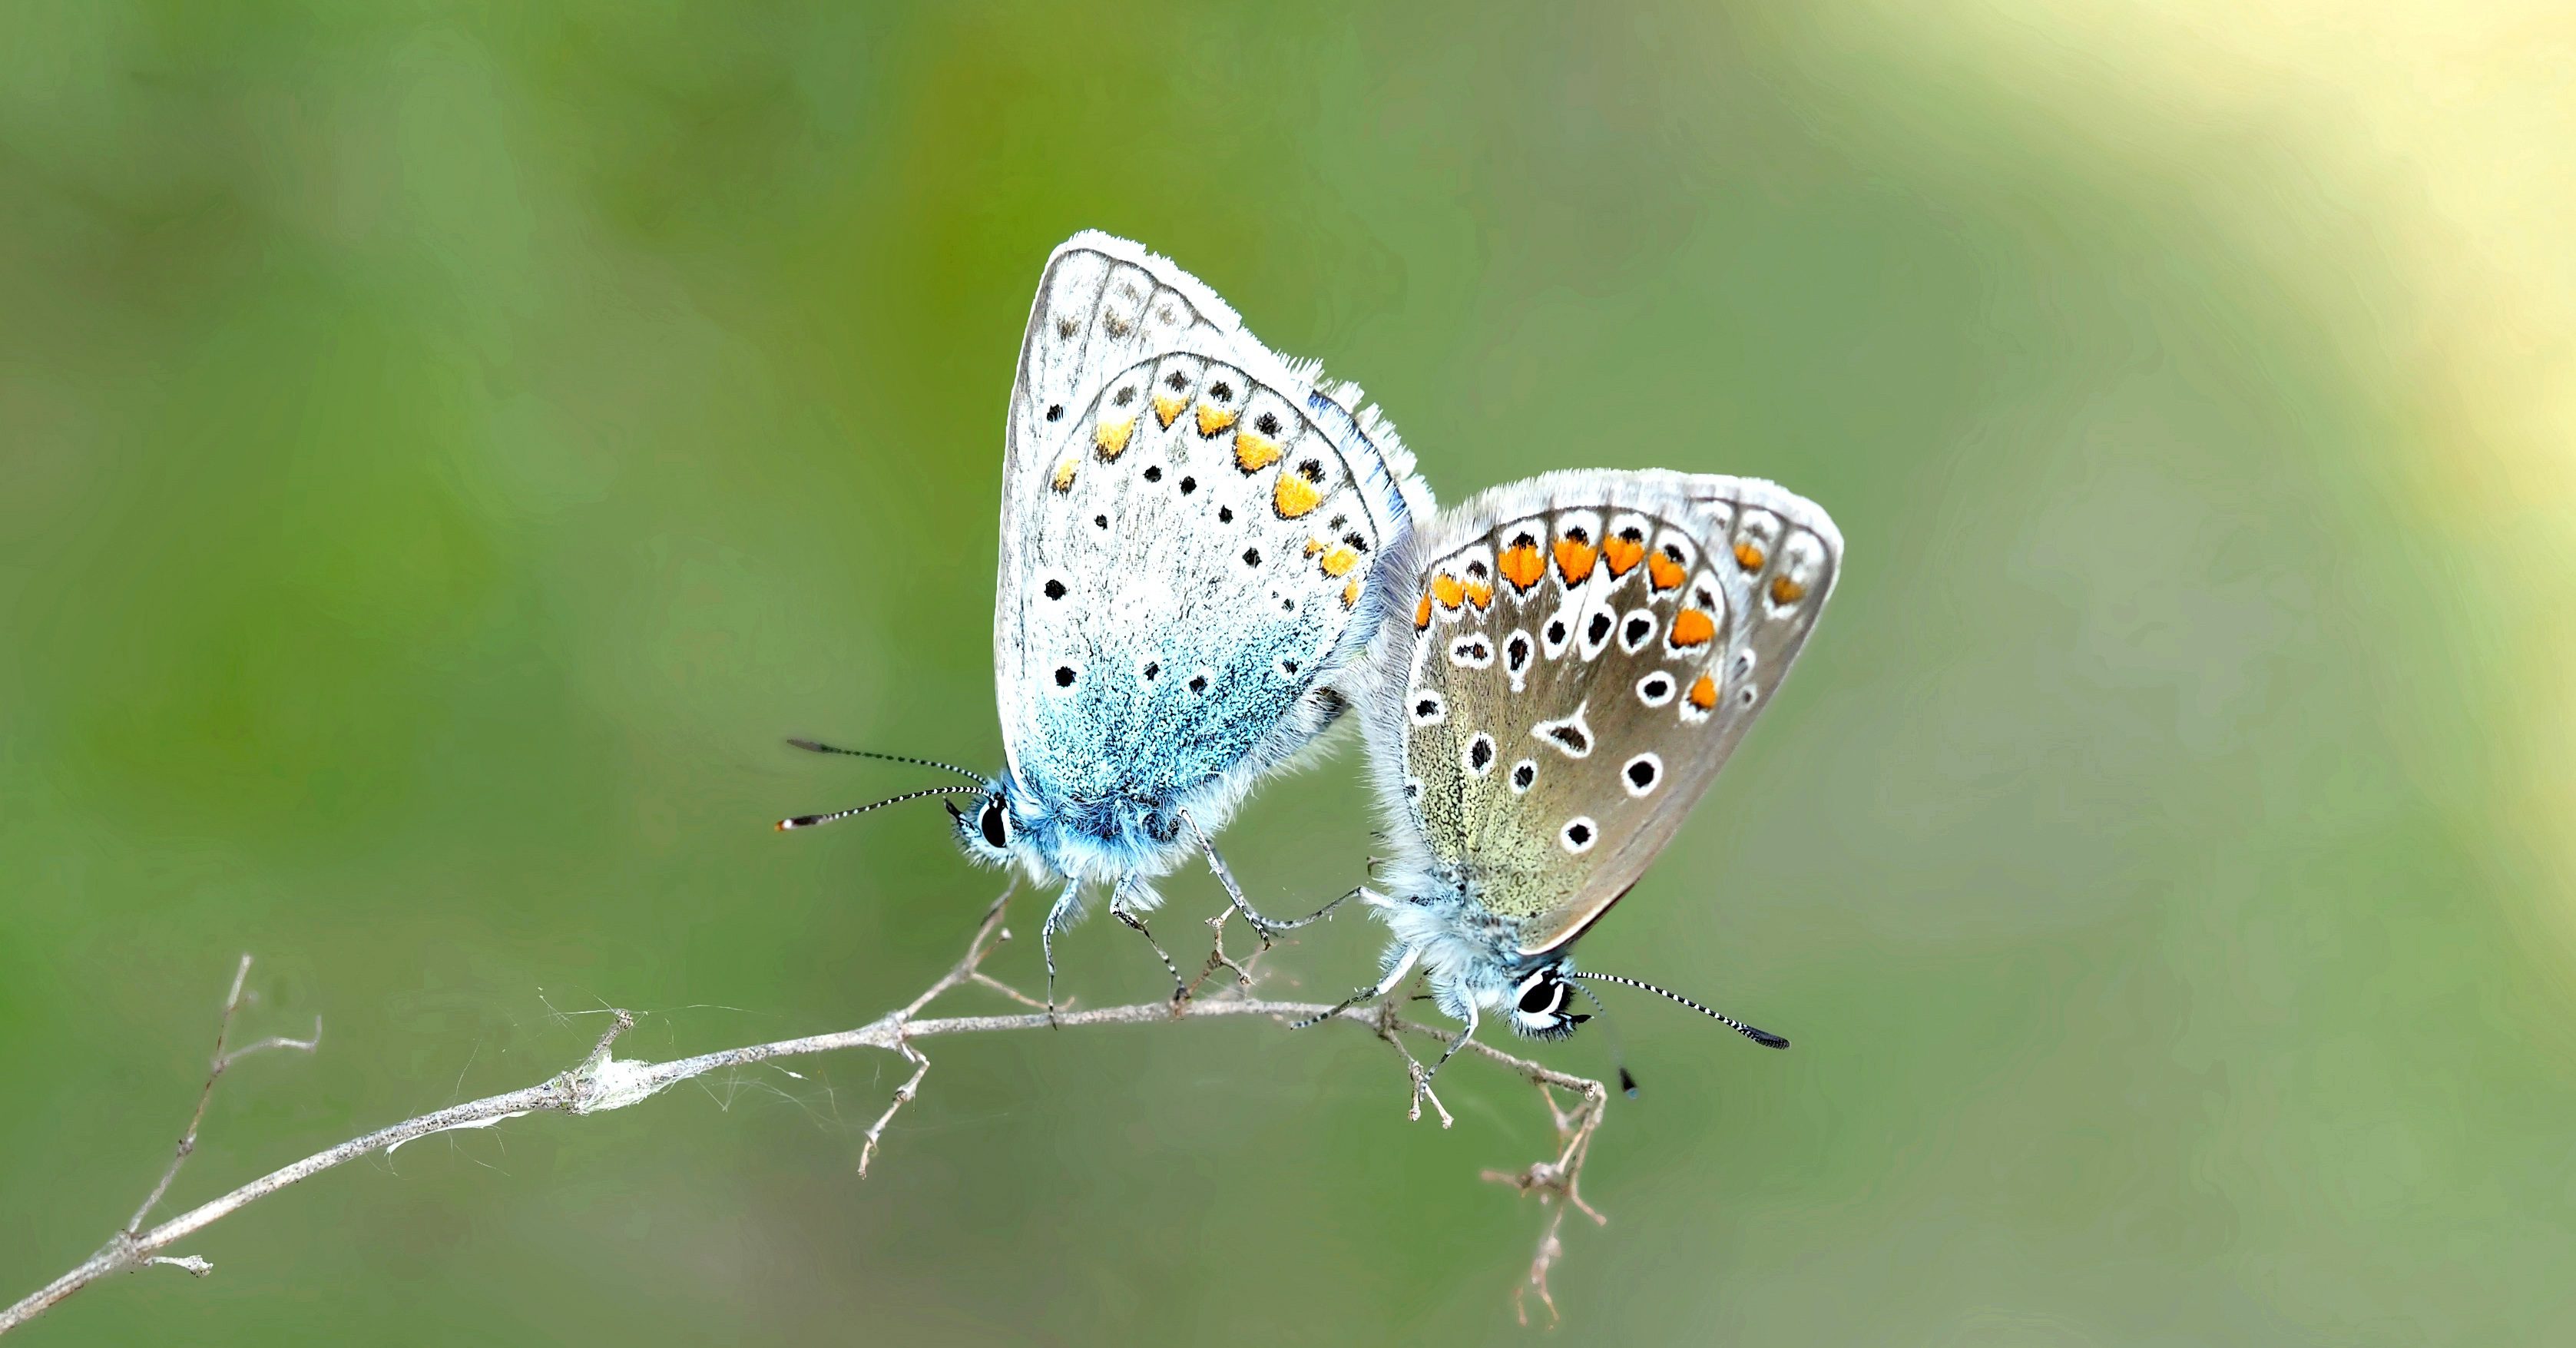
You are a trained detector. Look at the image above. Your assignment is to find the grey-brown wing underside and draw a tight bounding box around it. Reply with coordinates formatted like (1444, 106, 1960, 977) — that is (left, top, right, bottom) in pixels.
(1387, 469, 1841, 955)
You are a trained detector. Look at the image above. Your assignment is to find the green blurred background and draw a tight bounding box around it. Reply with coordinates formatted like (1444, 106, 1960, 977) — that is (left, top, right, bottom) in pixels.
(6, 2, 2574, 1343)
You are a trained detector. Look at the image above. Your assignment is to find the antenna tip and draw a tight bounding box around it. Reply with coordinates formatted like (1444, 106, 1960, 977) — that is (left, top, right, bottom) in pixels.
(1753, 1029, 1790, 1049)
(786, 738, 822, 753)
(776, 818, 800, 831)
(1618, 1067, 1640, 1097)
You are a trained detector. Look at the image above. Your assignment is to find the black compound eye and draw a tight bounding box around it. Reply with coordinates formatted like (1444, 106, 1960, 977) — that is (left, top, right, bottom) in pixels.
(1518, 979, 1560, 1016)
(978, 798, 1008, 850)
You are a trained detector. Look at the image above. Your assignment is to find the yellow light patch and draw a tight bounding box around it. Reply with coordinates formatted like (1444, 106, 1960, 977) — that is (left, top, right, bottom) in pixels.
(1647, 551, 1687, 591)
(1274, 472, 1323, 518)
(1498, 543, 1545, 591)
(1414, 595, 1432, 629)
(1303, 538, 1324, 557)
(1733, 542, 1766, 571)
(1319, 545, 1359, 578)
(1051, 458, 1078, 492)
(1603, 535, 1645, 577)
(1196, 403, 1238, 437)
(1153, 393, 1186, 429)
(1770, 575, 1807, 604)
(1095, 417, 1137, 459)
(1431, 573, 1465, 610)
(1553, 538, 1598, 585)
(1669, 609, 1717, 648)
(1343, 578, 1360, 608)
(1234, 431, 1282, 472)
(1688, 674, 1719, 710)
(1462, 581, 1493, 610)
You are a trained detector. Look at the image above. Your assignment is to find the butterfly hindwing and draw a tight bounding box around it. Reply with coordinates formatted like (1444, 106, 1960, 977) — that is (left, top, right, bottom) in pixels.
(1379, 469, 1841, 954)
(994, 233, 1429, 853)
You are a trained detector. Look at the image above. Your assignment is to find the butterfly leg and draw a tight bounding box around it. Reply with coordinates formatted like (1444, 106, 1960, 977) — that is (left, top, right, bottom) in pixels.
(1176, 810, 1281, 944)
(1180, 810, 1363, 945)
(1291, 941, 1422, 1029)
(1040, 880, 1082, 1027)
(1422, 1002, 1480, 1085)
(1109, 876, 1190, 1009)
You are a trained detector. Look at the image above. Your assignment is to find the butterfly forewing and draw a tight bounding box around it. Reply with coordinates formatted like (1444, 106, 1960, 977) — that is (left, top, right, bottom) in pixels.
(1386, 469, 1840, 956)
(995, 233, 1429, 820)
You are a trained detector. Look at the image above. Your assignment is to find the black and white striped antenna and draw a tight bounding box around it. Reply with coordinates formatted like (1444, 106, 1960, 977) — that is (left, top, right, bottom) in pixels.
(1572, 972, 1788, 1049)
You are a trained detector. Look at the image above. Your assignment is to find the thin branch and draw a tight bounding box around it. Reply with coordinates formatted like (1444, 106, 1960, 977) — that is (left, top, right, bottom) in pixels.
(1484, 1075, 1613, 1325)
(124, 955, 321, 1239)
(0, 887, 1610, 1336)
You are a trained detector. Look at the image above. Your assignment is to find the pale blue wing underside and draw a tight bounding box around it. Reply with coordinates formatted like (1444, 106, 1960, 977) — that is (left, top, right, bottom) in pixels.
(993, 233, 1433, 863)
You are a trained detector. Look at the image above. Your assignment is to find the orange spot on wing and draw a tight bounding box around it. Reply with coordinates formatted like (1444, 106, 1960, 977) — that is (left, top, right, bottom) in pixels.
(1050, 458, 1078, 492)
(1462, 581, 1493, 610)
(1414, 594, 1433, 628)
(1274, 472, 1323, 518)
(1647, 551, 1687, 591)
(1319, 545, 1359, 578)
(1770, 575, 1807, 604)
(1733, 542, 1766, 571)
(1553, 538, 1598, 585)
(1669, 609, 1717, 648)
(1234, 430, 1282, 472)
(1603, 535, 1645, 577)
(1153, 393, 1186, 429)
(1095, 417, 1137, 459)
(1196, 403, 1238, 437)
(1431, 573, 1465, 610)
(1343, 578, 1360, 608)
(1498, 543, 1546, 591)
(1688, 674, 1719, 710)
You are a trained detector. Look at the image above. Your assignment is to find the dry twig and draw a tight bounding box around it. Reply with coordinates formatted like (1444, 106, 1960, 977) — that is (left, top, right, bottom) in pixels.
(1484, 1077, 1614, 1325)
(0, 885, 1609, 1336)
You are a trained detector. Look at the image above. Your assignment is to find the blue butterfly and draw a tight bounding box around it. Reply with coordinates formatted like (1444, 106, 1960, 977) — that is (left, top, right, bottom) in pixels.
(786, 233, 1432, 1009)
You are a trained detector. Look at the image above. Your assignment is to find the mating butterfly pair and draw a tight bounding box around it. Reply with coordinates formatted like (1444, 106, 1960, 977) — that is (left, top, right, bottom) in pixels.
(784, 233, 1841, 1073)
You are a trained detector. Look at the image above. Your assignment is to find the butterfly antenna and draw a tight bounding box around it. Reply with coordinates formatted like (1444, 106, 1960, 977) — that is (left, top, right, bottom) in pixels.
(1571, 981, 1641, 1097)
(776, 787, 985, 831)
(1572, 972, 1790, 1049)
(786, 738, 985, 783)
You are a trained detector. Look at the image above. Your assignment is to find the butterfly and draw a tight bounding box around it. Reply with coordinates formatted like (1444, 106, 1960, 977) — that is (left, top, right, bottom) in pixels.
(1302, 469, 1840, 1073)
(782, 232, 1433, 1009)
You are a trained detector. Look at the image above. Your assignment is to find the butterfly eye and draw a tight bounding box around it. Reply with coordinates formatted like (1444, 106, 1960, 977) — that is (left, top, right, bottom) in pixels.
(978, 797, 1010, 850)
(1518, 977, 1565, 1017)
